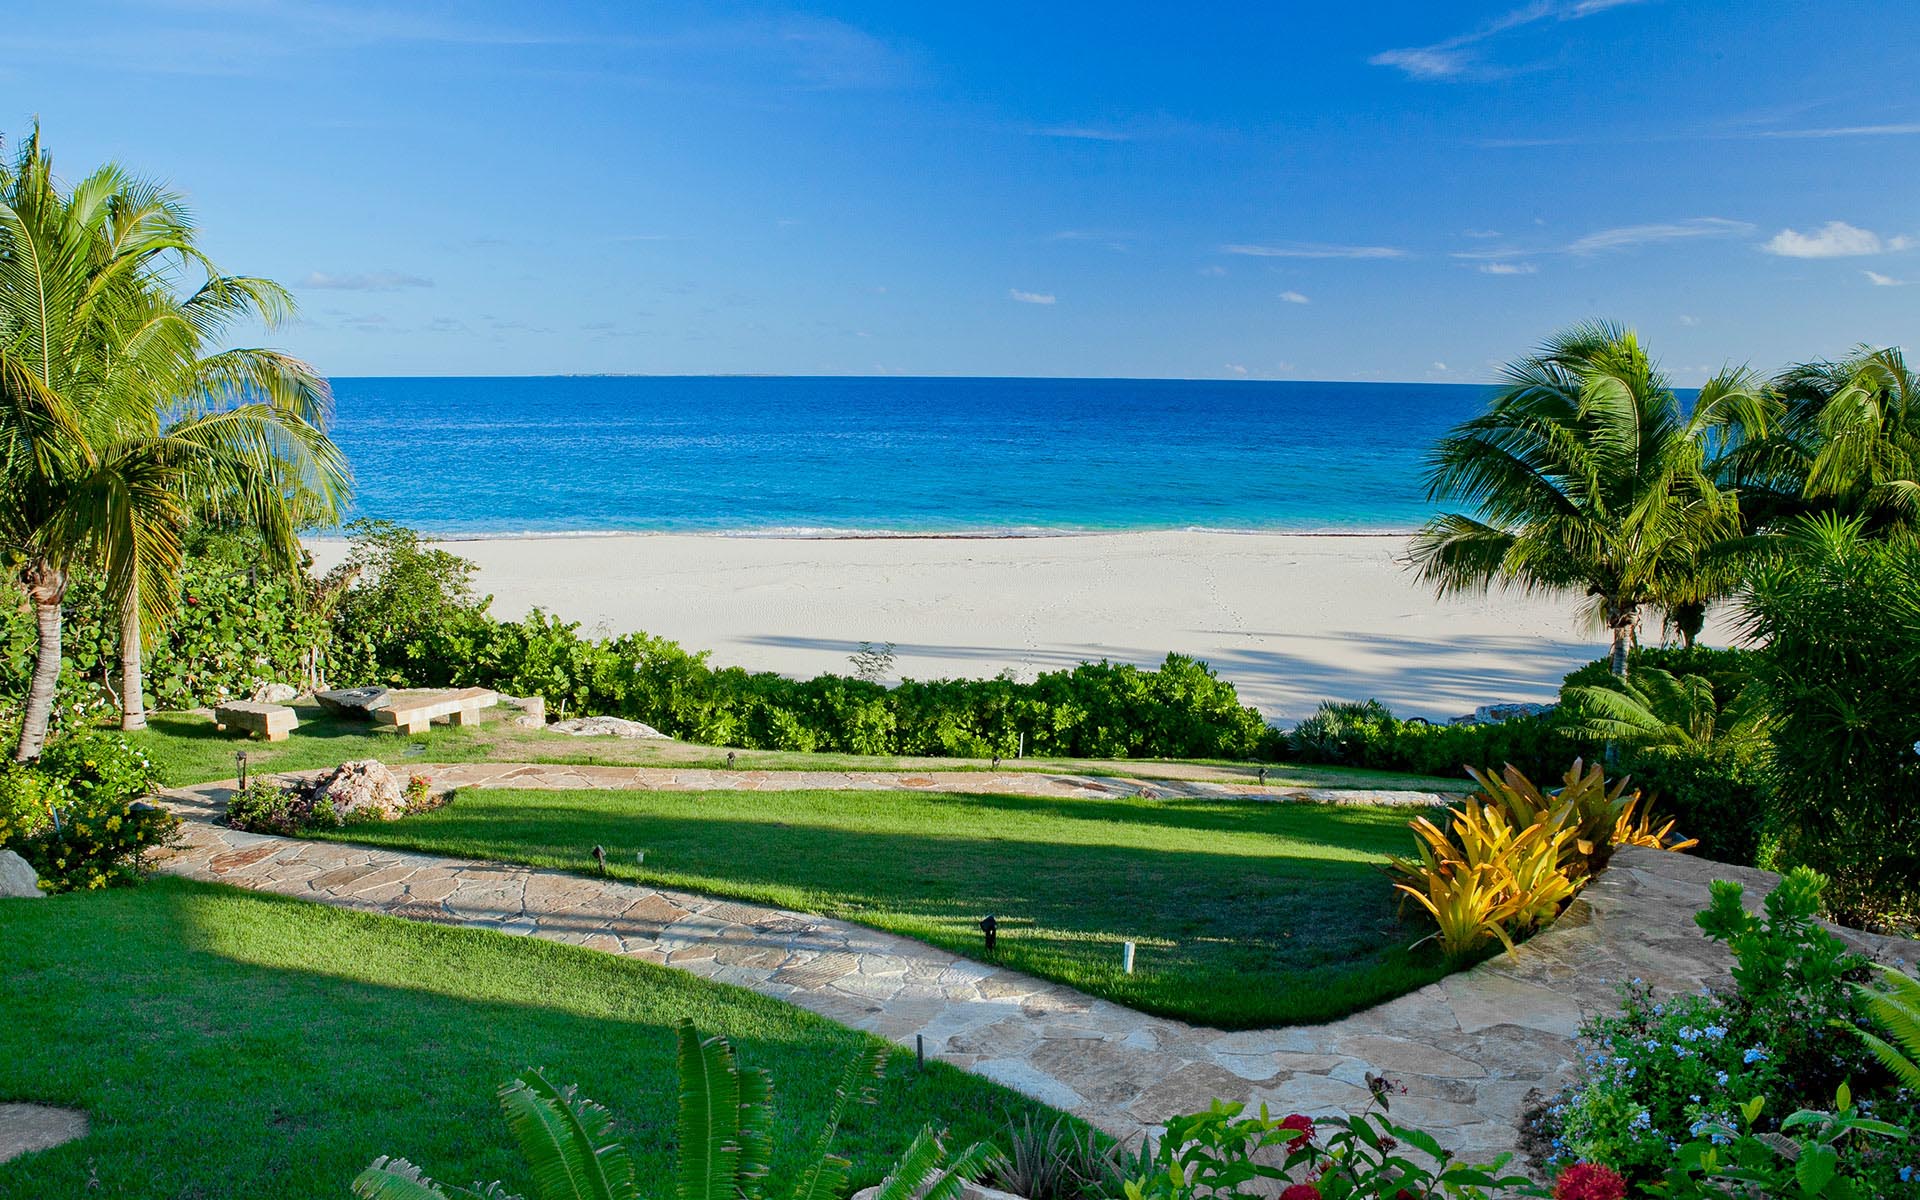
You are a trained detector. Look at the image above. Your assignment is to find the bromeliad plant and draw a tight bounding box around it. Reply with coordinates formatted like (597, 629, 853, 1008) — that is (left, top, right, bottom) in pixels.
(1390, 761, 1693, 959)
(351, 1021, 990, 1200)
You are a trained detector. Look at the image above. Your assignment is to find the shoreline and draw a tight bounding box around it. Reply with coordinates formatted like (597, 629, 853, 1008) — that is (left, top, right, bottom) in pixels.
(304, 529, 1736, 722)
(304, 525, 1420, 544)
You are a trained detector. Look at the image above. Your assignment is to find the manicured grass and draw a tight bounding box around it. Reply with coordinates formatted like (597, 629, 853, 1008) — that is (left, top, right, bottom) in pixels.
(128, 706, 1473, 792)
(0, 879, 1059, 1200)
(313, 785, 1454, 1028)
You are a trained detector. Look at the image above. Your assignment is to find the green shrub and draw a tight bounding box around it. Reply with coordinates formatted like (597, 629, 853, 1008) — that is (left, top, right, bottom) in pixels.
(1741, 517, 1920, 927)
(0, 730, 176, 892)
(1622, 744, 1766, 866)
(223, 777, 343, 836)
(1539, 869, 1914, 1195)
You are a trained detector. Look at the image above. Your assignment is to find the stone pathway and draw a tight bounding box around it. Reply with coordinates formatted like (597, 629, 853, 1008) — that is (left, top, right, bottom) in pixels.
(0, 1104, 88, 1165)
(399, 760, 1451, 807)
(150, 777, 1913, 1169)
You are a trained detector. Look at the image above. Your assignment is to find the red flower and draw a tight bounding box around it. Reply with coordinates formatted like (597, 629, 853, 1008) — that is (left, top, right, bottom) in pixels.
(1279, 1113, 1315, 1148)
(1278, 1186, 1321, 1200)
(1553, 1162, 1627, 1200)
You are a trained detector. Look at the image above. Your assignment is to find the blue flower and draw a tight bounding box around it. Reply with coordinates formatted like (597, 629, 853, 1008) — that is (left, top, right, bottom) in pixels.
(1716, 1071, 1730, 1087)
(1743, 1046, 1768, 1064)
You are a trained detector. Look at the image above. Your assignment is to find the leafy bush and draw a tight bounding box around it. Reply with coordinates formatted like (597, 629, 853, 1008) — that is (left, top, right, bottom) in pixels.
(0, 730, 175, 892)
(1539, 869, 1916, 1195)
(1285, 700, 1590, 783)
(1389, 763, 1690, 959)
(1658, 1088, 1907, 1200)
(1741, 516, 1920, 928)
(986, 1113, 1137, 1200)
(354, 1020, 989, 1200)
(1118, 1089, 1548, 1199)
(224, 777, 342, 836)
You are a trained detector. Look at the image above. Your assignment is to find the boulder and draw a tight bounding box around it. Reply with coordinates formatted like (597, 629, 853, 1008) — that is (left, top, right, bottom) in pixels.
(251, 681, 300, 704)
(0, 849, 42, 899)
(315, 686, 391, 718)
(315, 759, 407, 821)
(549, 716, 667, 739)
(502, 694, 547, 729)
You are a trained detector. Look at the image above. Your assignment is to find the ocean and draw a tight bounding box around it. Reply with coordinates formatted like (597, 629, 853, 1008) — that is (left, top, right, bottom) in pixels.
(327, 376, 1494, 537)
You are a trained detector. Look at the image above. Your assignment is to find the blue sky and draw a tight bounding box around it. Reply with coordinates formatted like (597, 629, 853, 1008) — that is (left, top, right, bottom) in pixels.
(8, 1, 1919, 381)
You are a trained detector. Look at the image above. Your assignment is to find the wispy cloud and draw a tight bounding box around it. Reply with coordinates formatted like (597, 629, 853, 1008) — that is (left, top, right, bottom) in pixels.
(1032, 125, 1132, 142)
(1198, 265, 1228, 277)
(1370, 0, 1646, 81)
(1478, 262, 1537, 275)
(1757, 123, 1920, 140)
(1567, 218, 1752, 255)
(301, 270, 434, 290)
(1865, 270, 1907, 286)
(1278, 290, 1310, 304)
(1221, 242, 1406, 260)
(1762, 221, 1913, 258)
(1009, 289, 1056, 305)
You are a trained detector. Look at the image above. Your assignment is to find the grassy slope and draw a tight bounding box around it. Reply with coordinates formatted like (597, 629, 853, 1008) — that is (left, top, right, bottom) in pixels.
(0, 879, 1058, 1199)
(313, 785, 1453, 1029)
(128, 707, 1472, 792)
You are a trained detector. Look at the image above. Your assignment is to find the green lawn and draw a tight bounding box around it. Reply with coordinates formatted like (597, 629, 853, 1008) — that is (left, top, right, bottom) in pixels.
(311, 784, 1453, 1028)
(127, 707, 1472, 792)
(0, 879, 1057, 1199)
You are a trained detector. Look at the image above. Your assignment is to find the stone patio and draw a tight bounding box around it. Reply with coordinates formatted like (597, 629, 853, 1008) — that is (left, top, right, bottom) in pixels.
(150, 773, 1915, 1168)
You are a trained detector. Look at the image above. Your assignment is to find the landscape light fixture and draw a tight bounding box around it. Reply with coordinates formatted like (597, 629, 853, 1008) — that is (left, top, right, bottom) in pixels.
(726, 750, 736, 769)
(591, 844, 607, 875)
(979, 914, 998, 952)
(1257, 767, 1267, 786)
(235, 749, 249, 789)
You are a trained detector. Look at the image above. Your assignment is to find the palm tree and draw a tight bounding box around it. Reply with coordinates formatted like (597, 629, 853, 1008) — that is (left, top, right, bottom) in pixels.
(112, 279, 349, 731)
(0, 127, 345, 755)
(1409, 323, 1762, 677)
(1715, 345, 1920, 535)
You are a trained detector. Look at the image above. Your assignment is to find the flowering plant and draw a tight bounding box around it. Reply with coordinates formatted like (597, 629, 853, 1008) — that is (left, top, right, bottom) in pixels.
(1654, 1087, 1909, 1199)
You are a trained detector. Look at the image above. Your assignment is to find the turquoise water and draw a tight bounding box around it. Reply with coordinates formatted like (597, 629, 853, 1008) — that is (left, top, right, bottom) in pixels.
(328, 376, 1493, 536)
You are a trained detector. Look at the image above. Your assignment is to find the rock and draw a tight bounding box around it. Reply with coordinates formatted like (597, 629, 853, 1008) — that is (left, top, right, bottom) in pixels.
(251, 681, 299, 704)
(502, 694, 547, 729)
(1449, 701, 1556, 727)
(0, 850, 42, 899)
(315, 686, 391, 718)
(315, 759, 407, 821)
(0, 1103, 88, 1163)
(549, 716, 667, 739)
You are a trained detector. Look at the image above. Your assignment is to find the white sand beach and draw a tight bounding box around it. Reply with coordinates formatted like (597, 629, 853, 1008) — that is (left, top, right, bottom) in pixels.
(306, 531, 1737, 722)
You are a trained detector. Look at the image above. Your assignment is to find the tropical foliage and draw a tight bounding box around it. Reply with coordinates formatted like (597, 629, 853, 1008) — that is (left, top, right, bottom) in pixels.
(1538, 870, 1917, 1196)
(1410, 323, 1759, 677)
(0, 126, 345, 759)
(1389, 761, 1691, 958)
(0, 727, 173, 890)
(353, 1020, 989, 1200)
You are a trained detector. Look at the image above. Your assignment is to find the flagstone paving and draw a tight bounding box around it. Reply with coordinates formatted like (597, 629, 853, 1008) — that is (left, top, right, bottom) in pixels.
(151, 773, 1915, 1171)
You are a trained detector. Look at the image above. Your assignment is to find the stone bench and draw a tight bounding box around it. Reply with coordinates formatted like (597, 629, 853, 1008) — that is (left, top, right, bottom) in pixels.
(213, 701, 298, 742)
(374, 687, 499, 735)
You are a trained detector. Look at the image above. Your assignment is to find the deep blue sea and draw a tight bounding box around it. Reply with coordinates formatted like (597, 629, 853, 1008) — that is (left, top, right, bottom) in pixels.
(327, 376, 1494, 536)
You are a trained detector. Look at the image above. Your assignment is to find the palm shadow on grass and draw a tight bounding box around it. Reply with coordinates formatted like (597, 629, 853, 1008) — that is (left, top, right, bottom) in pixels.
(0, 879, 1054, 1200)
(314, 787, 1453, 1028)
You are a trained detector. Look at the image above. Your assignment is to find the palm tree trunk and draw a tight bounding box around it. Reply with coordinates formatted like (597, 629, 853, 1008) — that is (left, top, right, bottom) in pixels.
(14, 564, 68, 761)
(120, 591, 148, 732)
(1609, 621, 1632, 678)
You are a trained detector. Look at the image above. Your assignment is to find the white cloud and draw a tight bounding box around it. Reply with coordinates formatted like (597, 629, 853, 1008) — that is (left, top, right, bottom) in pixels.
(1198, 265, 1228, 277)
(1865, 270, 1907, 286)
(1370, 0, 1647, 81)
(1567, 218, 1753, 255)
(1432, 361, 1449, 372)
(1462, 228, 1504, 239)
(1759, 123, 1920, 140)
(1032, 125, 1131, 142)
(1278, 290, 1310, 304)
(1009, 289, 1056, 305)
(1478, 262, 1537, 275)
(1679, 314, 1701, 326)
(301, 270, 434, 290)
(1762, 221, 1913, 258)
(1224, 363, 1250, 377)
(1222, 242, 1406, 259)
